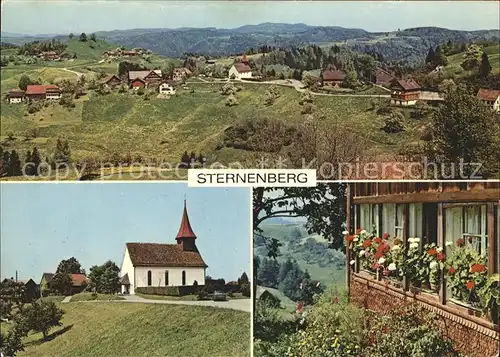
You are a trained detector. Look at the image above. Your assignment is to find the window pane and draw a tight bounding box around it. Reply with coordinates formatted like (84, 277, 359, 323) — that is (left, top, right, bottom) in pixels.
(409, 203, 423, 238)
(360, 204, 371, 232)
(383, 204, 396, 238)
(464, 206, 481, 235)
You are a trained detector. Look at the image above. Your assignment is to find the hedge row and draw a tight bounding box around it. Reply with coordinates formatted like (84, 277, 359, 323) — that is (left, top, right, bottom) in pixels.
(136, 285, 204, 296)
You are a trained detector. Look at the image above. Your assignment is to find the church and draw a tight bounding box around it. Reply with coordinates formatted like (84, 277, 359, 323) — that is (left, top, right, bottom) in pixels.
(119, 201, 208, 294)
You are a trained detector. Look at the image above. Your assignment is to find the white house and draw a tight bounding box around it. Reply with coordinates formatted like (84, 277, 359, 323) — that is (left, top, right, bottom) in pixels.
(228, 55, 252, 80)
(8, 89, 25, 104)
(119, 201, 207, 294)
(477, 88, 500, 113)
(159, 81, 176, 95)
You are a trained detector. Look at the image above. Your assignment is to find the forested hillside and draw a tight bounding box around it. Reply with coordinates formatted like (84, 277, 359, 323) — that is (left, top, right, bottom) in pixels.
(254, 222, 346, 304)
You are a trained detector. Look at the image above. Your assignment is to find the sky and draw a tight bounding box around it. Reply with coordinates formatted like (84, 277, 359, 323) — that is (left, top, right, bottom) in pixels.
(0, 183, 251, 282)
(1, 1, 499, 35)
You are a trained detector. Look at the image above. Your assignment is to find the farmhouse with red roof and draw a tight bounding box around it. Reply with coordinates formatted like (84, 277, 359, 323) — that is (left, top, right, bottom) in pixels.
(321, 69, 346, 87)
(228, 55, 253, 80)
(119, 201, 207, 294)
(390, 78, 421, 106)
(477, 88, 500, 113)
(25, 85, 61, 101)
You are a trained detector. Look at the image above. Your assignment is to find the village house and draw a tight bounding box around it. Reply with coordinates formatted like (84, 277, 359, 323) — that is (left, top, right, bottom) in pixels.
(23, 279, 40, 303)
(25, 85, 61, 101)
(173, 67, 193, 82)
(39, 51, 60, 61)
(39, 272, 87, 295)
(228, 55, 252, 80)
(320, 69, 346, 87)
(7, 89, 25, 104)
(122, 50, 138, 57)
(119, 201, 207, 295)
(159, 81, 176, 95)
(374, 68, 395, 86)
(346, 182, 500, 357)
(477, 88, 500, 113)
(128, 70, 162, 88)
(101, 75, 123, 88)
(390, 78, 421, 106)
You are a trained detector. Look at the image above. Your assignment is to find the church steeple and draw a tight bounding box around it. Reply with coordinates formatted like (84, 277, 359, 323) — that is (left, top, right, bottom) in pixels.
(175, 200, 198, 251)
(241, 54, 249, 64)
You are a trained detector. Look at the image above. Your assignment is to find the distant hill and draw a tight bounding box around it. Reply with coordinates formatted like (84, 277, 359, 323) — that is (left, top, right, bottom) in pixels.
(255, 222, 345, 286)
(94, 23, 499, 64)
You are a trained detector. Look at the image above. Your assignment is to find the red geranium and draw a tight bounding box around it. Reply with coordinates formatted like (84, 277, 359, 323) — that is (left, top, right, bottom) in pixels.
(466, 281, 475, 290)
(427, 248, 437, 256)
(437, 253, 445, 262)
(383, 233, 390, 240)
(448, 267, 456, 274)
(346, 235, 355, 242)
(356, 228, 362, 234)
(470, 264, 486, 273)
(457, 238, 464, 247)
(383, 244, 390, 253)
(373, 237, 382, 244)
(362, 240, 372, 248)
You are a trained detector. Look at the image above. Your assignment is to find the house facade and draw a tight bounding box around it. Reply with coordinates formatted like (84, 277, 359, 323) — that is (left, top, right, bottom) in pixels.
(8, 89, 25, 104)
(102, 75, 123, 88)
(321, 69, 346, 87)
(390, 78, 421, 106)
(120, 201, 208, 295)
(374, 68, 395, 86)
(23, 279, 40, 302)
(39, 272, 86, 295)
(26, 85, 61, 101)
(477, 88, 500, 113)
(345, 182, 500, 357)
(173, 67, 193, 82)
(128, 70, 162, 87)
(159, 81, 175, 95)
(229, 55, 252, 80)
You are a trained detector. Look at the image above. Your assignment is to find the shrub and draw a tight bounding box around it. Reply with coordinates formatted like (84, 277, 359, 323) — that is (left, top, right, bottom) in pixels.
(197, 289, 208, 301)
(220, 82, 236, 95)
(301, 103, 314, 115)
(364, 304, 455, 357)
(27, 101, 42, 114)
(382, 112, 405, 133)
(225, 94, 239, 106)
(241, 283, 251, 297)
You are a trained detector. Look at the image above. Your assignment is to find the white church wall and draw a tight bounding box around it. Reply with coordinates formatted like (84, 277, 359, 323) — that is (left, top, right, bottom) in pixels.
(120, 248, 135, 294)
(135, 266, 205, 288)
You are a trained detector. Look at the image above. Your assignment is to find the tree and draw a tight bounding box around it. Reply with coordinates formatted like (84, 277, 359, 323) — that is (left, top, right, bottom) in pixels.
(425, 47, 436, 65)
(425, 86, 500, 177)
(87, 261, 120, 294)
(0, 327, 25, 356)
(1, 150, 10, 177)
(56, 257, 84, 274)
(253, 185, 347, 257)
(0, 279, 26, 320)
(238, 272, 249, 285)
(90, 33, 96, 42)
(50, 272, 73, 296)
(18, 74, 32, 91)
(31, 147, 42, 176)
(8, 150, 22, 176)
(21, 300, 64, 340)
(461, 44, 482, 71)
(68, 33, 74, 39)
(479, 52, 492, 78)
(54, 138, 71, 166)
(25, 150, 33, 176)
(79, 33, 87, 42)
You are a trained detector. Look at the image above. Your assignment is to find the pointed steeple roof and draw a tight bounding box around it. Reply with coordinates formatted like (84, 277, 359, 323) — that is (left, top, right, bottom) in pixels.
(175, 200, 197, 240)
(241, 54, 248, 64)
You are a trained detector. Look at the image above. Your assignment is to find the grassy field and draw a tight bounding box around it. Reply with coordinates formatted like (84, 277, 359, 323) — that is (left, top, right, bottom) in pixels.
(18, 302, 250, 357)
(1, 81, 421, 179)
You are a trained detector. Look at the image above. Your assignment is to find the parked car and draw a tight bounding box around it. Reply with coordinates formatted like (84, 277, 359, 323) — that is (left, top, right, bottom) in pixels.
(212, 291, 227, 301)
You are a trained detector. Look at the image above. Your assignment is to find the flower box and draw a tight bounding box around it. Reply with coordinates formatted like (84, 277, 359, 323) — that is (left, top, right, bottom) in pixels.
(449, 298, 483, 318)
